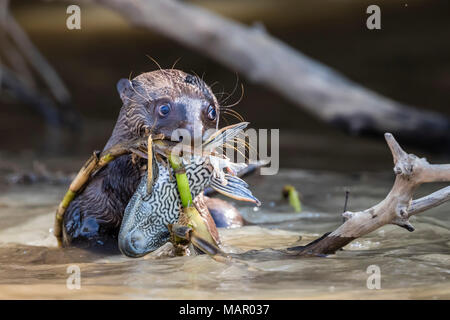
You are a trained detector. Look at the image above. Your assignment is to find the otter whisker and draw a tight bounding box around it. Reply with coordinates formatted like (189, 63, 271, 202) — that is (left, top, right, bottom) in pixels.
(233, 137, 253, 153)
(125, 71, 155, 105)
(228, 139, 251, 161)
(145, 55, 164, 72)
(222, 107, 245, 119)
(123, 96, 142, 105)
(148, 115, 159, 138)
(126, 71, 153, 105)
(142, 86, 154, 106)
(145, 56, 173, 84)
(222, 142, 249, 162)
(63, 69, 254, 252)
(130, 84, 152, 105)
(222, 109, 245, 123)
(213, 84, 228, 97)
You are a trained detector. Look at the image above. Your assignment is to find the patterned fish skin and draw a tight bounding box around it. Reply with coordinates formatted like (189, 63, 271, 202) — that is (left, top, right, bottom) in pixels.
(118, 156, 213, 257)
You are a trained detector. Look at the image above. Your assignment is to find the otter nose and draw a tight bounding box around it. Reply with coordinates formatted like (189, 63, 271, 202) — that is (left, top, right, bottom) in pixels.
(172, 125, 204, 146)
(119, 229, 171, 257)
(118, 229, 146, 258)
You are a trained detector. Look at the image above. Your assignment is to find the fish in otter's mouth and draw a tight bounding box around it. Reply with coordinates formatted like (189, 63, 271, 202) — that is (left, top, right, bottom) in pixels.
(118, 122, 260, 257)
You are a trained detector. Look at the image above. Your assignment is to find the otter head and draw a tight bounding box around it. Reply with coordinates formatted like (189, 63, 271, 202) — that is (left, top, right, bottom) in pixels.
(106, 69, 220, 150)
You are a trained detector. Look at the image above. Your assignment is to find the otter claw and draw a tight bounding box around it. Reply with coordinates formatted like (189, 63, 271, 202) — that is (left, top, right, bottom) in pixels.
(190, 232, 222, 256)
(168, 223, 192, 241)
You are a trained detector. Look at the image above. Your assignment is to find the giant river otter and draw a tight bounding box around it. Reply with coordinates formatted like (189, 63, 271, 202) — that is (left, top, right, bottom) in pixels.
(63, 69, 244, 249)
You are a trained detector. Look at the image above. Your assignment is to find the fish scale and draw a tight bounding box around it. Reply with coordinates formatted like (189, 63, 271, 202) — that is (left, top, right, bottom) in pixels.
(118, 122, 260, 257)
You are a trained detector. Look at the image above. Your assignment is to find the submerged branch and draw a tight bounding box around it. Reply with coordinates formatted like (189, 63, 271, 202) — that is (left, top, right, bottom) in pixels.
(67, 0, 449, 147)
(53, 137, 151, 244)
(2, 7, 71, 105)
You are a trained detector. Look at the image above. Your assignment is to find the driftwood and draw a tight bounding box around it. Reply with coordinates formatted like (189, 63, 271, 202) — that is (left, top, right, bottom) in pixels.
(289, 133, 450, 256)
(64, 0, 450, 147)
(1, 1, 79, 128)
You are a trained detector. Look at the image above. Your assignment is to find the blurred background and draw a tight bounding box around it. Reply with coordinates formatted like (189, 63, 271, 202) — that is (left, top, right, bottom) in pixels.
(1, 0, 449, 178)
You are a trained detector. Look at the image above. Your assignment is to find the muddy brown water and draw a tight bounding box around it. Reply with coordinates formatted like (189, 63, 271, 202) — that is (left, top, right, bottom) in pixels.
(0, 151, 449, 299)
(1, 0, 449, 300)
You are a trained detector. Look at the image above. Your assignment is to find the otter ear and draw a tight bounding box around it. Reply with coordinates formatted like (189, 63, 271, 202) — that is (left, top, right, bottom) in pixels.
(116, 78, 134, 102)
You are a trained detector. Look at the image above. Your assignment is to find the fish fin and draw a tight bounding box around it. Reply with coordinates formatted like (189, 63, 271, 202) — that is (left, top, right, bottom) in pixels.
(210, 175, 260, 206)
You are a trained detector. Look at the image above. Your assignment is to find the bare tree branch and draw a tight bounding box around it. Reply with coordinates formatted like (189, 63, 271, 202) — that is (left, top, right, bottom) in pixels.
(1, 2, 80, 129)
(0, 65, 63, 126)
(288, 133, 450, 256)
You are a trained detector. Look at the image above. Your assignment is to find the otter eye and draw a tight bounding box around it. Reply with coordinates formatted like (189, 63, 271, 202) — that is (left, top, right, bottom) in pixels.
(207, 105, 217, 121)
(158, 104, 171, 117)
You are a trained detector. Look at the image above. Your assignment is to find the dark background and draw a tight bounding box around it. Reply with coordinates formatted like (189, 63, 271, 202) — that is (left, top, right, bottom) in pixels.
(1, 0, 449, 172)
